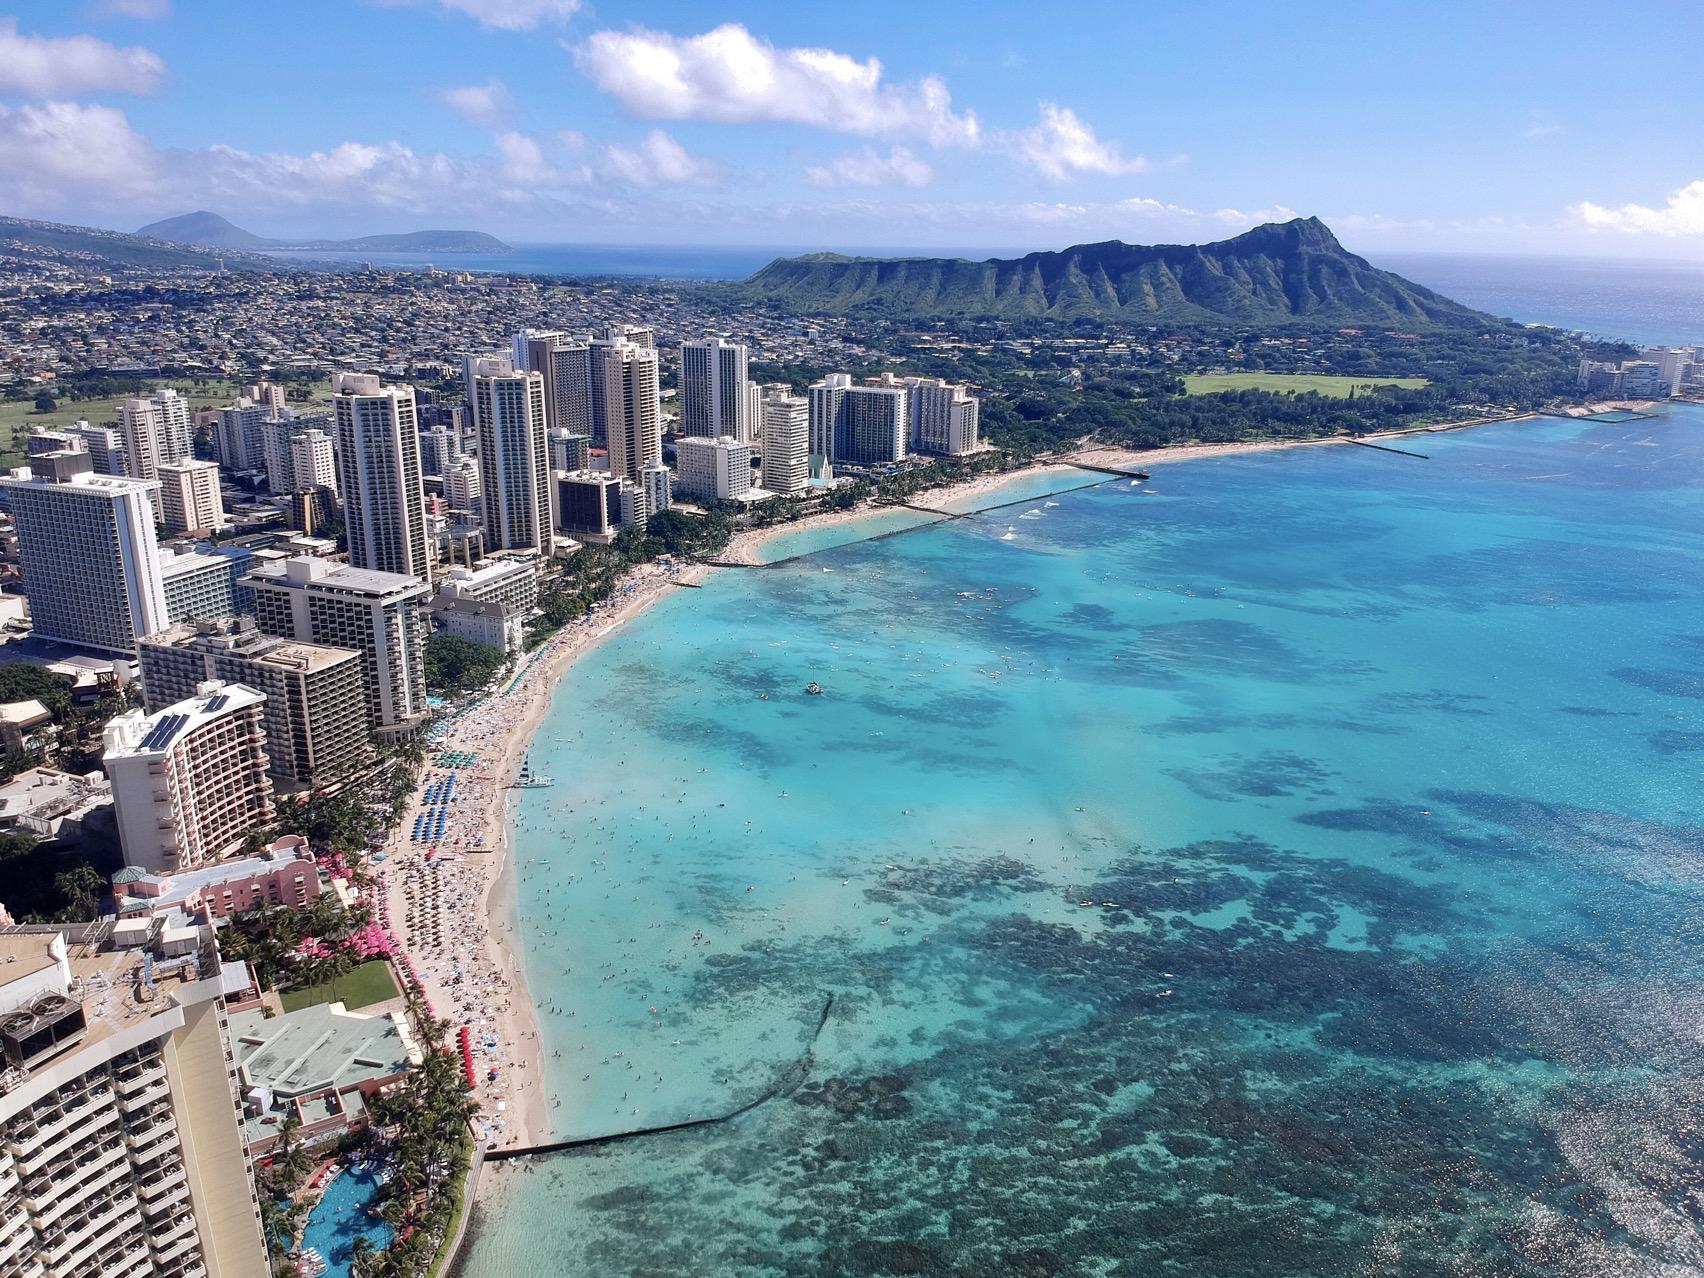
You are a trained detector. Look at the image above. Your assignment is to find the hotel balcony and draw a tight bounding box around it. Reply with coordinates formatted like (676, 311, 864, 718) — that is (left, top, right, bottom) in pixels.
(0, 1214, 35, 1271)
(116, 1077, 170, 1112)
(99, 1240, 155, 1278)
(136, 1163, 189, 1206)
(13, 1109, 120, 1168)
(113, 1058, 166, 1092)
(148, 1220, 202, 1269)
(41, 1195, 142, 1272)
(23, 1141, 127, 1211)
(124, 1119, 180, 1164)
(33, 1165, 129, 1236)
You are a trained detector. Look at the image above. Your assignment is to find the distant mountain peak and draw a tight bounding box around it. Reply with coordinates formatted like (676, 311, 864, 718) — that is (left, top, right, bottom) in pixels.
(744, 218, 1485, 325)
(135, 211, 512, 255)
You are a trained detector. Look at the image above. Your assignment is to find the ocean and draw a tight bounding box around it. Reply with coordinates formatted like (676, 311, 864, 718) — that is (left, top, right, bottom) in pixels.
(459, 405, 1704, 1277)
(1372, 252, 1704, 348)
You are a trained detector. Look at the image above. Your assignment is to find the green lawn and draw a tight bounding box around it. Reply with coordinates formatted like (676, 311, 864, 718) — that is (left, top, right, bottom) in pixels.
(279, 960, 400, 1013)
(1183, 373, 1430, 398)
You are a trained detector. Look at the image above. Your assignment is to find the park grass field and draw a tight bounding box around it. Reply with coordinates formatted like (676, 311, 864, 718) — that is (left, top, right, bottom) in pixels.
(1183, 372, 1430, 398)
(279, 959, 400, 1013)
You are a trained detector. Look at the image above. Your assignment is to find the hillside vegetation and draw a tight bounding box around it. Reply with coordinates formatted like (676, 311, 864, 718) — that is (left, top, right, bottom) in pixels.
(743, 218, 1489, 326)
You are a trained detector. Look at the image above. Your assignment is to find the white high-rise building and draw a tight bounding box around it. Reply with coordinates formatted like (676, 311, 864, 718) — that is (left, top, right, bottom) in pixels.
(675, 436, 754, 501)
(548, 428, 591, 473)
(809, 374, 909, 465)
(472, 369, 553, 555)
(288, 429, 336, 492)
(444, 455, 482, 511)
(104, 681, 274, 874)
(0, 923, 271, 1278)
(679, 338, 756, 441)
(212, 400, 273, 473)
(587, 327, 656, 444)
(332, 373, 432, 581)
(871, 374, 981, 456)
(117, 389, 192, 482)
(67, 420, 125, 475)
(603, 345, 663, 484)
(157, 459, 225, 536)
(639, 461, 672, 517)
(0, 451, 168, 655)
(760, 387, 810, 496)
(1645, 347, 1691, 396)
(244, 557, 430, 740)
(513, 330, 594, 437)
(807, 373, 850, 465)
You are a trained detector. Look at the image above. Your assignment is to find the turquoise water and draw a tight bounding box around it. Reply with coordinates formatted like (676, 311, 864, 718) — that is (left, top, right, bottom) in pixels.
(300, 1166, 392, 1275)
(463, 407, 1704, 1276)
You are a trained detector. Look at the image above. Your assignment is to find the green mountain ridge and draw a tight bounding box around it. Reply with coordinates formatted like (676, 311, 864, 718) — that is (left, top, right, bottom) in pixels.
(743, 217, 1490, 325)
(0, 214, 274, 270)
(136, 211, 512, 254)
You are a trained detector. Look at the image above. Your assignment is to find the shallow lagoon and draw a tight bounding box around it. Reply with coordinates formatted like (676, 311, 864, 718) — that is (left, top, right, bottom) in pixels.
(462, 409, 1704, 1277)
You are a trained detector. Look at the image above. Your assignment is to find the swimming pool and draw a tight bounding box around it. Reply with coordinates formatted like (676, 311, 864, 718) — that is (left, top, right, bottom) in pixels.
(298, 1164, 393, 1276)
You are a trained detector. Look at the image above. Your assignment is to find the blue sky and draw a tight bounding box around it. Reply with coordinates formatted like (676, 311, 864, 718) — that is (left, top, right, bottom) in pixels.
(4, 0, 1703, 256)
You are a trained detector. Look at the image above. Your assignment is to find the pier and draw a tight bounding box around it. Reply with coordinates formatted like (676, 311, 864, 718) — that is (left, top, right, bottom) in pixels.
(485, 993, 835, 1163)
(1346, 438, 1429, 459)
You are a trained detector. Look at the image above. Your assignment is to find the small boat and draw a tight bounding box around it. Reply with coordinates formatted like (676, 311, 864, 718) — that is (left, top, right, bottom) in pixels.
(513, 759, 554, 788)
(805, 682, 825, 696)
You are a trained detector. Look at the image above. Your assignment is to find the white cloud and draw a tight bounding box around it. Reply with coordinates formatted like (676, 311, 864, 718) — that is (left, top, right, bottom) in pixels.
(805, 146, 932, 189)
(0, 18, 165, 97)
(0, 101, 159, 207)
(604, 130, 718, 187)
(1523, 110, 1562, 139)
(1574, 181, 1704, 236)
(193, 140, 467, 211)
(372, 0, 579, 30)
(577, 23, 979, 146)
(441, 80, 512, 126)
(92, 0, 173, 18)
(1210, 203, 1301, 226)
(1004, 103, 1144, 180)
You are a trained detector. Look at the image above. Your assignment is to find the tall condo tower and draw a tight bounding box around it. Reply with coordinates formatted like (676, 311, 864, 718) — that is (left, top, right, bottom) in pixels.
(332, 373, 432, 581)
(0, 450, 168, 654)
(472, 367, 553, 554)
(602, 344, 663, 484)
(679, 338, 756, 440)
(117, 388, 192, 481)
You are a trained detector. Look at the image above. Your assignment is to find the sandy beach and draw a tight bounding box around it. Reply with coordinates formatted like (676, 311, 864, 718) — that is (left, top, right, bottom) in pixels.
(382, 559, 703, 1161)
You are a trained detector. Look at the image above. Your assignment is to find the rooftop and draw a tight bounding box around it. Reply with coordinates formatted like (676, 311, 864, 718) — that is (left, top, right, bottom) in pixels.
(230, 1001, 409, 1101)
(244, 555, 428, 600)
(103, 681, 264, 760)
(113, 842, 317, 912)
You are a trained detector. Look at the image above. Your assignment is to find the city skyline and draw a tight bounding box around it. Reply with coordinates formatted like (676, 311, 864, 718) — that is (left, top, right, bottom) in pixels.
(3, 1, 1703, 257)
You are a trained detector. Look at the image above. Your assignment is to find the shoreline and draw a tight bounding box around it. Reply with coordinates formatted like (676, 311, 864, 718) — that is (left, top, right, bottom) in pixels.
(722, 408, 1542, 565)
(421, 404, 1540, 1222)
(384, 559, 704, 1171)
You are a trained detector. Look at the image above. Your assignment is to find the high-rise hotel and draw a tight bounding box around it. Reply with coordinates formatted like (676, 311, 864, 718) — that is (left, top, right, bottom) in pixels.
(602, 344, 663, 484)
(0, 451, 168, 655)
(469, 358, 553, 555)
(331, 373, 432, 581)
(679, 338, 757, 441)
(0, 921, 270, 1278)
